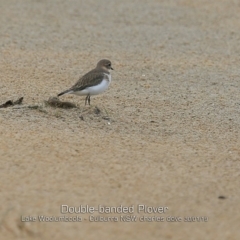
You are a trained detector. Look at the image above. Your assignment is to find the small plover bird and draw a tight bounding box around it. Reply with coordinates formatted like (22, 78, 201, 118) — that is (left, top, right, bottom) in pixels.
(58, 59, 113, 105)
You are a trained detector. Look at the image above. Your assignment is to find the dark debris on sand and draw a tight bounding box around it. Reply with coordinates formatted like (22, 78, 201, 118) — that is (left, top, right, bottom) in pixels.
(44, 97, 77, 109)
(0, 97, 23, 108)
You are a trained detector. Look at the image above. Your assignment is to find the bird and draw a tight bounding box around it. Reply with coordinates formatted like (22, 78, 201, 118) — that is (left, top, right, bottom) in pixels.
(58, 59, 113, 105)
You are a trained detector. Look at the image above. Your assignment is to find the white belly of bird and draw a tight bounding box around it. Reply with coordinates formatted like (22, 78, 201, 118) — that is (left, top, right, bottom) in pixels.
(73, 76, 111, 96)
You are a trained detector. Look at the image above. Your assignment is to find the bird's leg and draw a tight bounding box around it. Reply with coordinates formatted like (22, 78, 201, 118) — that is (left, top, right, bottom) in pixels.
(85, 95, 89, 106)
(85, 95, 90, 105)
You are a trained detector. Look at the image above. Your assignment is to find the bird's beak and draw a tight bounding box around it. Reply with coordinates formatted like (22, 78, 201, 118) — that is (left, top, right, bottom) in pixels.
(111, 67, 114, 70)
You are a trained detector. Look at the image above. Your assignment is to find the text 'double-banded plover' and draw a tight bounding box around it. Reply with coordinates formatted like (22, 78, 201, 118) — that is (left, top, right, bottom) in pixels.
(58, 59, 113, 105)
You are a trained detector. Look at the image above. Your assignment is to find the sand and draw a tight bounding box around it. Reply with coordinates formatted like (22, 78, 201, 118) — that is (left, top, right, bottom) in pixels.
(0, 0, 239, 239)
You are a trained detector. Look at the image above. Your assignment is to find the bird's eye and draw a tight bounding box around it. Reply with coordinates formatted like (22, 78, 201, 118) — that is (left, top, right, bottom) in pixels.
(108, 63, 111, 66)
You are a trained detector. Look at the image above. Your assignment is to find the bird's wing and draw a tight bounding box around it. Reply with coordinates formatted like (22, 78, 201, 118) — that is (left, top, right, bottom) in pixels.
(70, 70, 106, 92)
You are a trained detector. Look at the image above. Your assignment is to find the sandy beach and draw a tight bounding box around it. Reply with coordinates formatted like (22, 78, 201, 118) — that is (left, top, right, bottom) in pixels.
(0, 0, 239, 239)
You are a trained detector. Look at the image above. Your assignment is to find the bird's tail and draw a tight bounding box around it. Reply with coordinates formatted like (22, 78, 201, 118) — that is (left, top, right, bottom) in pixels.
(57, 89, 72, 97)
